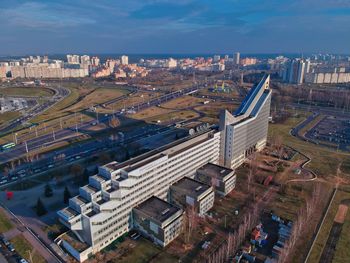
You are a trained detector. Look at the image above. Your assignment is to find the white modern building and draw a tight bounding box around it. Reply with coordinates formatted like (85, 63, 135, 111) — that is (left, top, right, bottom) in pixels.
(121, 55, 129, 65)
(234, 52, 240, 65)
(56, 75, 272, 262)
(219, 74, 272, 168)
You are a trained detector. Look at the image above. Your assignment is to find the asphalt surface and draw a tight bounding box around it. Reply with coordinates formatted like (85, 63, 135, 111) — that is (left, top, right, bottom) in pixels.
(0, 86, 70, 135)
(0, 82, 210, 188)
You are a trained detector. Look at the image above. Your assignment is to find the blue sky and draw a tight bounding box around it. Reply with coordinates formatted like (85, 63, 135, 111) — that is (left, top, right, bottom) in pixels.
(0, 0, 349, 55)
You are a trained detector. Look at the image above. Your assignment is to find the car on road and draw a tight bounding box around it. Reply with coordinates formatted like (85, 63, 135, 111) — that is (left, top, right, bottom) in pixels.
(7, 243, 15, 252)
(0, 179, 8, 185)
(1, 236, 10, 246)
(48, 164, 54, 168)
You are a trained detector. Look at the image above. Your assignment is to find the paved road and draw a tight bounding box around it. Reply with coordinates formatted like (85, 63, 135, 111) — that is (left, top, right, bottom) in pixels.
(0, 206, 61, 263)
(0, 122, 178, 187)
(0, 86, 70, 135)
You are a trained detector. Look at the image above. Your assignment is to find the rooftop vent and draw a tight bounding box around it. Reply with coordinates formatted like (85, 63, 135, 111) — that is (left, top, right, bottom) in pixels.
(161, 208, 170, 215)
(195, 186, 202, 192)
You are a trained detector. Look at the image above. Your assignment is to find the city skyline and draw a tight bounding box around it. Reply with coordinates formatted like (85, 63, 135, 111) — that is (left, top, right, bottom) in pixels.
(1, 0, 350, 55)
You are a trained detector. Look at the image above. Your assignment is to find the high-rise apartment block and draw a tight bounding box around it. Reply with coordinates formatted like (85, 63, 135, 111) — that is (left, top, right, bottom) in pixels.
(56, 75, 272, 262)
(213, 55, 221, 62)
(91, 57, 100, 66)
(67, 54, 80, 64)
(234, 52, 240, 65)
(121, 55, 129, 65)
(283, 59, 305, 84)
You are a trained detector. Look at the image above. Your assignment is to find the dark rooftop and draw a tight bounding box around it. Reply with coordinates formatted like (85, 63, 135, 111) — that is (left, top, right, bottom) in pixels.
(85, 209, 98, 218)
(96, 198, 108, 205)
(197, 163, 234, 178)
(171, 177, 211, 197)
(76, 196, 89, 204)
(134, 196, 181, 223)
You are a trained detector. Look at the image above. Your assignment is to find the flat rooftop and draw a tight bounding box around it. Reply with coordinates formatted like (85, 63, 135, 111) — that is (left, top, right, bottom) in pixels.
(81, 185, 99, 194)
(72, 195, 89, 206)
(197, 163, 234, 178)
(134, 196, 181, 223)
(60, 231, 89, 253)
(60, 207, 79, 219)
(104, 129, 216, 173)
(171, 177, 211, 197)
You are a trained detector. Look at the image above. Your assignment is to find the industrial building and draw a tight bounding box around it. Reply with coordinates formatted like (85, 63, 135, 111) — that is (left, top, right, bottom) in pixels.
(196, 163, 236, 196)
(133, 196, 183, 247)
(170, 177, 214, 215)
(56, 75, 272, 262)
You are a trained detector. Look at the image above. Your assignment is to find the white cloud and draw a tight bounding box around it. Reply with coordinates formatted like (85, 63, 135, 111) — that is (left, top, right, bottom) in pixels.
(0, 2, 95, 29)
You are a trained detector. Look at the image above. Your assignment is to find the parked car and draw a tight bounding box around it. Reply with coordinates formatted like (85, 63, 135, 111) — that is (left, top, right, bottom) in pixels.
(7, 243, 15, 252)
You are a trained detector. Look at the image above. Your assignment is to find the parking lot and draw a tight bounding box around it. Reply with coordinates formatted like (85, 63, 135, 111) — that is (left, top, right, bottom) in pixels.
(306, 115, 350, 151)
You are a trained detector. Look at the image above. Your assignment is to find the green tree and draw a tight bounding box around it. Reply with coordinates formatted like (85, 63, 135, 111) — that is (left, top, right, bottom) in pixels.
(63, 186, 71, 204)
(44, 184, 53, 197)
(36, 198, 47, 216)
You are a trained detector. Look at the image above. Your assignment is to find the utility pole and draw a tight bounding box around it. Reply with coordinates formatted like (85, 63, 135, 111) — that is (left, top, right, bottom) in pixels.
(13, 133, 18, 144)
(25, 141, 28, 153)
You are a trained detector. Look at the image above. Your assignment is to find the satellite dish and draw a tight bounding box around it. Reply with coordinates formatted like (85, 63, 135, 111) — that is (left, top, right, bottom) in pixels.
(189, 129, 195, 136)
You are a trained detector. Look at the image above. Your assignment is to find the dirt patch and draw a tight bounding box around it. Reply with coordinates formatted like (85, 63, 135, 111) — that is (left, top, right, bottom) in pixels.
(334, 204, 348, 224)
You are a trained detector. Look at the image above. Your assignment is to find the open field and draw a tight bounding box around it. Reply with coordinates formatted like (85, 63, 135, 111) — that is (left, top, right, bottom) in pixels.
(11, 234, 47, 263)
(31, 86, 81, 122)
(195, 101, 239, 120)
(132, 106, 173, 119)
(65, 87, 129, 112)
(133, 109, 199, 124)
(0, 87, 54, 97)
(197, 86, 240, 98)
(106, 91, 162, 111)
(161, 95, 205, 110)
(0, 111, 21, 127)
(0, 208, 14, 233)
(307, 189, 350, 263)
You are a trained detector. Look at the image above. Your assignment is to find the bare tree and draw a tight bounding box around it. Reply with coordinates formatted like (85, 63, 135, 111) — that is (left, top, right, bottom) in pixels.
(183, 205, 198, 244)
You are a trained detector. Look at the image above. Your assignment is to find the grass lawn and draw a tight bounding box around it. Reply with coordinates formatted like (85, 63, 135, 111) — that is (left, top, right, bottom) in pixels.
(0, 111, 21, 127)
(306, 189, 350, 263)
(333, 200, 350, 263)
(65, 87, 129, 112)
(10, 234, 47, 263)
(0, 87, 54, 97)
(113, 238, 162, 263)
(0, 209, 14, 233)
(31, 86, 80, 122)
(268, 111, 350, 178)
